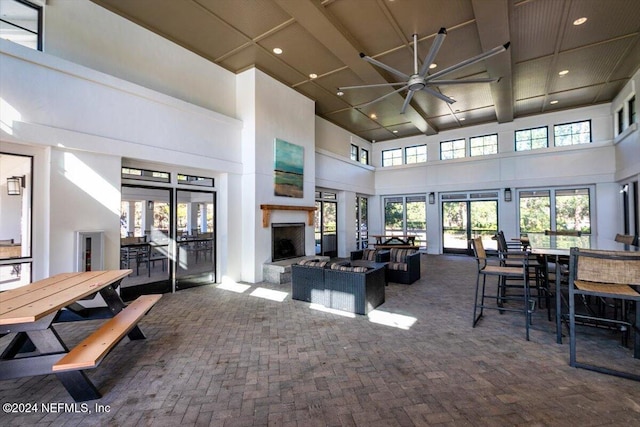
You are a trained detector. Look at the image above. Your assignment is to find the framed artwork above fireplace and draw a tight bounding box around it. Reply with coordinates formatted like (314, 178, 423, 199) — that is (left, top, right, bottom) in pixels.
(274, 138, 303, 198)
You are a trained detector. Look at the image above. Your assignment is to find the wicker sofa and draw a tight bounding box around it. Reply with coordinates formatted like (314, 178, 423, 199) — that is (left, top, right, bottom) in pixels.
(291, 259, 385, 314)
(291, 259, 331, 305)
(386, 248, 421, 284)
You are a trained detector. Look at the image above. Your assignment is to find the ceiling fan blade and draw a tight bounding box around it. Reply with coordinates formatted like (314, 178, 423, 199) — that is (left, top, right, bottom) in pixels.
(355, 85, 409, 109)
(425, 42, 510, 82)
(421, 86, 456, 104)
(360, 53, 410, 80)
(418, 27, 447, 77)
(428, 77, 500, 85)
(338, 82, 408, 90)
(400, 90, 416, 114)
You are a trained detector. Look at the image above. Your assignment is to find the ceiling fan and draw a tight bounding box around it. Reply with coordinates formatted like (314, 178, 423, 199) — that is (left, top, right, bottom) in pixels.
(338, 28, 510, 114)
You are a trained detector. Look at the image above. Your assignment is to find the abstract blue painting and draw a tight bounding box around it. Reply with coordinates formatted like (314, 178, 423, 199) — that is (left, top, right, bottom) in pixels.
(274, 138, 304, 198)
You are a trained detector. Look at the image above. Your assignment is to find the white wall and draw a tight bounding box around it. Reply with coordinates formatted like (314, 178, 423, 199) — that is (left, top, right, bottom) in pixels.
(44, 0, 237, 119)
(0, 38, 243, 280)
(236, 69, 316, 282)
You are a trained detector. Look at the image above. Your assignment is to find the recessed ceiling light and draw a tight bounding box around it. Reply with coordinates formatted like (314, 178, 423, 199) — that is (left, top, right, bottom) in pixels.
(573, 17, 587, 26)
(336, 91, 344, 96)
(393, 130, 398, 133)
(273, 47, 283, 55)
(550, 100, 559, 104)
(429, 63, 437, 69)
(370, 113, 377, 119)
(558, 70, 569, 76)
(309, 73, 317, 79)
(459, 117, 466, 121)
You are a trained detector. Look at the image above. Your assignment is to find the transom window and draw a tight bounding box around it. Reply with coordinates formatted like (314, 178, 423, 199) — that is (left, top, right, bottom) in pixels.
(440, 139, 465, 160)
(0, 0, 42, 51)
(360, 148, 369, 165)
(515, 126, 548, 151)
(382, 148, 402, 167)
(617, 109, 624, 134)
(350, 144, 358, 162)
(405, 144, 427, 164)
(554, 120, 591, 146)
(122, 167, 170, 183)
(470, 134, 498, 156)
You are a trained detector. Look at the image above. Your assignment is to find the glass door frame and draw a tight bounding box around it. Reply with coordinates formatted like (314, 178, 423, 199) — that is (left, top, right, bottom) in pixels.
(174, 188, 216, 290)
(120, 184, 174, 296)
(441, 192, 499, 255)
(315, 191, 338, 257)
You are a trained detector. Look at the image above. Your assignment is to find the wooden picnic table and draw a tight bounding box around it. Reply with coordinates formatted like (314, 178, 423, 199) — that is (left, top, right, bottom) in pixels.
(371, 235, 418, 249)
(0, 270, 161, 401)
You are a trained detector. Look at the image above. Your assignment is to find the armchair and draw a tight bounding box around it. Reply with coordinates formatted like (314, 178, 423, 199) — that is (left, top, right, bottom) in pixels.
(386, 248, 420, 284)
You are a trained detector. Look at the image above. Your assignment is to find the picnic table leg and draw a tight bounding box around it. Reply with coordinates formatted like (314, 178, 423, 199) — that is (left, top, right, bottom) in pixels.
(56, 371, 101, 402)
(14, 328, 101, 401)
(0, 332, 35, 358)
(99, 284, 146, 340)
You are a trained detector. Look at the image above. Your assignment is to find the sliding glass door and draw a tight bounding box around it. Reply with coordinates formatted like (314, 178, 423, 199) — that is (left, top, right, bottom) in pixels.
(442, 194, 498, 254)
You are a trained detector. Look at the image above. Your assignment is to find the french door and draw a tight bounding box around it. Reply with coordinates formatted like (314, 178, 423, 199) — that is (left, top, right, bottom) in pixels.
(315, 191, 337, 257)
(442, 196, 498, 254)
(120, 185, 215, 296)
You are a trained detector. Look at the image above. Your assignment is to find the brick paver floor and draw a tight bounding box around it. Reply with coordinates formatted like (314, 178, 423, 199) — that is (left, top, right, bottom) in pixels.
(1, 254, 639, 426)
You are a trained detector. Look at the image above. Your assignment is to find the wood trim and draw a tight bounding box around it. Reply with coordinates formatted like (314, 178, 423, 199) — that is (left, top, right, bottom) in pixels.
(260, 204, 316, 227)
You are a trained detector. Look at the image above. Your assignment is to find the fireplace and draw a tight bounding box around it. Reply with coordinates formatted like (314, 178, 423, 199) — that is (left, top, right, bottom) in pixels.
(272, 223, 305, 261)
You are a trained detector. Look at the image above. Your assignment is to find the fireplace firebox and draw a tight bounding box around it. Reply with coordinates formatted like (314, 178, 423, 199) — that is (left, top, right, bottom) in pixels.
(272, 223, 305, 261)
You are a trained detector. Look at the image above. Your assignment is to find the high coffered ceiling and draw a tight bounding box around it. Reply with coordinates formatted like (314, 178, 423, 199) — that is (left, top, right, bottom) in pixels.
(90, 0, 640, 142)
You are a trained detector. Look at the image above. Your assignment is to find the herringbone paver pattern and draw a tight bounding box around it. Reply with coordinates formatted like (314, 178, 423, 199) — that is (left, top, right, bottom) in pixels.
(1, 255, 639, 426)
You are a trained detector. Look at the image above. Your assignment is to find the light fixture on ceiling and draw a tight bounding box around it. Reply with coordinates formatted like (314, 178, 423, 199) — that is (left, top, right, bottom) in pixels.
(550, 100, 559, 105)
(558, 70, 569, 76)
(429, 63, 437, 69)
(336, 91, 344, 96)
(272, 47, 283, 55)
(309, 73, 317, 79)
(459, 117, 466, 121)
(393, 130, 398, 133)
(7, 175, 25, 196)
(337, 29, 510, 114)
(573, 17, 587, 26)
(370, 113, 377, 119)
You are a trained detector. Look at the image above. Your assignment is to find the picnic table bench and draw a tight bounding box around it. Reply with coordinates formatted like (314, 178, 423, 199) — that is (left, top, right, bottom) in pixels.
(0, 270, 161, 401)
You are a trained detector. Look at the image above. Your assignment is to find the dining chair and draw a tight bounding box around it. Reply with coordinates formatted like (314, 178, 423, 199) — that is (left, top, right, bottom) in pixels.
(567, 248, 640, 381)
(471, 237, 533, 340)
(494, 231, 550, 320)
(614, 233, 638, 246)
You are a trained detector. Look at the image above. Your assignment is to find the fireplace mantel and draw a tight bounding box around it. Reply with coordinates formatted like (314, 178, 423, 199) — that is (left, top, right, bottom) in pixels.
(260, 204, 316, 227)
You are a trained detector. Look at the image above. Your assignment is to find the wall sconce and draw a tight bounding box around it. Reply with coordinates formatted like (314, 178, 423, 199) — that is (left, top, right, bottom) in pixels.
(428, 192, 435, 204)
(620, 184, 629, 193)
(504, 188, 512, 202)
(6, 175, 25, 196)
